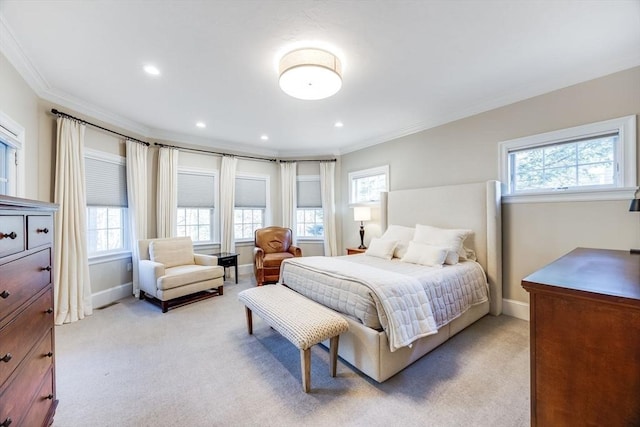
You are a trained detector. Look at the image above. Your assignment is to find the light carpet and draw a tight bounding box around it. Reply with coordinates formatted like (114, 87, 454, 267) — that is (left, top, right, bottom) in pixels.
(52, 275, 530, 427)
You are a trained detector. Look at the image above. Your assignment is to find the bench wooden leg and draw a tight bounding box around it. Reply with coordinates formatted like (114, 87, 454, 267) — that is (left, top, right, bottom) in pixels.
(245, 307, 253, 335)
(330, 335, 340, 377)
(300, 348, 311, 393)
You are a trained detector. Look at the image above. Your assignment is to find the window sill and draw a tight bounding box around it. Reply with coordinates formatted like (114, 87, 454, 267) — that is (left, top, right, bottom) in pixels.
(502, 187, 638, 204)
(296, 238, 324, 243)
(88, 250, 132, 265)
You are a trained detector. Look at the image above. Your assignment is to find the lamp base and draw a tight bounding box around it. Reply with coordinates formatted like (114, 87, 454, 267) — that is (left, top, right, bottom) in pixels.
(358, 244, 367, 250)
(631, 248, 640, 254)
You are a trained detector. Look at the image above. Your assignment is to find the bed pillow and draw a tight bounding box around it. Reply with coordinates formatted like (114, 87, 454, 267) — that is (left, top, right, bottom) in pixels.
(365, 238, 398, 260)
(414, 224, 471, 265)
(400, 241, 448, 267)
(380, 224, 415, 258)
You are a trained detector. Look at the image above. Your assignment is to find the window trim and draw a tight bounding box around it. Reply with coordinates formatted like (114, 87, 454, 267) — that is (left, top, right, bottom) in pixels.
(0, 111, 25, 197)
(499, 115, 637, 204)
(234, 172, 270, 242)
(177, 166, 219, 243)
(85, 149, 130, 259)
(348, 164, 389, 206)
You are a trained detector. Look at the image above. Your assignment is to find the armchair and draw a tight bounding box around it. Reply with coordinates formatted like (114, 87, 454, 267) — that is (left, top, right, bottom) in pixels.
(138, 237, 224, 312)
(253, 226, 302, 286)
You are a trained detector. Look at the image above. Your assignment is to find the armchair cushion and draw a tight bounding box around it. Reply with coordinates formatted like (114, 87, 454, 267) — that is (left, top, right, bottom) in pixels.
(149, 237, 194, 268)
(158, 265, 224, 291)
(263, 252, 295, 268)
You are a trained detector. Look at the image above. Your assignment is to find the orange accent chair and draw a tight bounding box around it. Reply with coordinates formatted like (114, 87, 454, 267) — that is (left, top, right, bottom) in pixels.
(253, 226, 302, 286)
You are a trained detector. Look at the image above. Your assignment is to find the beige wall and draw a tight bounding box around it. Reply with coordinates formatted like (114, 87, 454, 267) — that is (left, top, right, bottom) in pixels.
(340, 66, 640, 303)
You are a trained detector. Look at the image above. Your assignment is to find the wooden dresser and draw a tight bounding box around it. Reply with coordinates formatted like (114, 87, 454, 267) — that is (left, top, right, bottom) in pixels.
(0, 196, 58, 427)
(522, 247, 640, 426)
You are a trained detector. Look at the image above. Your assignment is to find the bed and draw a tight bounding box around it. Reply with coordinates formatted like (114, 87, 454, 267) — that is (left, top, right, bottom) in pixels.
(280, 180, 502, 382)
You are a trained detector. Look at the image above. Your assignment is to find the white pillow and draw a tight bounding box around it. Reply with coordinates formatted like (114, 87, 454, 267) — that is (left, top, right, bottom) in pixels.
(365, 238, 398, 260)
(414, 224, 471, 265)
(400, 241, 448, 267)
(380, 224, 415, 258)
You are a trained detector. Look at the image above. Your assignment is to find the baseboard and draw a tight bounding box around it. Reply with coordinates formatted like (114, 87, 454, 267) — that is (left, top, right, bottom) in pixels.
(92, 282, 133, 309)
(238, 263, 253, 277)
(501, 298, 529, 321)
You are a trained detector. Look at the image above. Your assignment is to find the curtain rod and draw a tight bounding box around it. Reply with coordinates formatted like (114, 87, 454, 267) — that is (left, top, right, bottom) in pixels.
(155, 142, 337, 164)
(50, 109, 150, 146)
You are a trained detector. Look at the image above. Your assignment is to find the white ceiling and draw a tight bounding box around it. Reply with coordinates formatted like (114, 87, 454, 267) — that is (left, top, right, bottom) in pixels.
(1, 0, 639, 157)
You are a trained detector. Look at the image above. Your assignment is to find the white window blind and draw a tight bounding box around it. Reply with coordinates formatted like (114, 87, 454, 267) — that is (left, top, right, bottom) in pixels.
(178, 172, 215, 207)
(297, 178, 321, 208)
(235, 177, 266, 208)
(85, 157, 127, 206)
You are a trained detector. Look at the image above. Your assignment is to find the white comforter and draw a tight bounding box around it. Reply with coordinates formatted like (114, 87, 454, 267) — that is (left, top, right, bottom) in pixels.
(280, 255, 489, 352)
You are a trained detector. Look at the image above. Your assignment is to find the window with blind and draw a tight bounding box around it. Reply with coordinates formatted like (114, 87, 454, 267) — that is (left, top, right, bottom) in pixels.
(500, 115, 636, 202)
(234, 175, 268, 240)
(85, 151, 128, 255)
(177, 171, 216, 243)
(297, 176, 323, 238)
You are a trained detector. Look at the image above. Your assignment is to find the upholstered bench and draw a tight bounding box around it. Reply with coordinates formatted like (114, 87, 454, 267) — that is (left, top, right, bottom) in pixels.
(237, 285, 349, 392)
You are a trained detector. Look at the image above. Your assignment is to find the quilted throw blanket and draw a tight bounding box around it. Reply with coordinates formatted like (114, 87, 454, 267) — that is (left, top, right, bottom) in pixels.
(281, 256, 438, 352)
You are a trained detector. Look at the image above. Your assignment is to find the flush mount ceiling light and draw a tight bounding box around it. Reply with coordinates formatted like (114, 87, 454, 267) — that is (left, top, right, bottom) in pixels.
(279, 48, 342, 100)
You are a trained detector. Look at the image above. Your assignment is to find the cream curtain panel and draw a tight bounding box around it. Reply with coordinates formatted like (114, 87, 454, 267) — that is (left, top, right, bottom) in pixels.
(220, 155, 237, 253)
(53, 117, 93, 325)
(126, 140, 148, 297)
(280, 162, 297, 243)
(156, 147, 178, 238)
(320, 161, 338, 256)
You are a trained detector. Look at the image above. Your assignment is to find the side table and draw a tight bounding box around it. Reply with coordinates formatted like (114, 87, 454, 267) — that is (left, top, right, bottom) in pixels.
(346, 247, 366, 255)
(211, 252, 238, 284)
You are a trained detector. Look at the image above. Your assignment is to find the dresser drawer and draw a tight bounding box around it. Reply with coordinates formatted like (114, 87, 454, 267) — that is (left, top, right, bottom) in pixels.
(20, 367, 55, 427)
(0, 249, 52, 325)
(0, 215, 25, 258)
(0, 289, 53, 386)
(27, 215, 53, 249)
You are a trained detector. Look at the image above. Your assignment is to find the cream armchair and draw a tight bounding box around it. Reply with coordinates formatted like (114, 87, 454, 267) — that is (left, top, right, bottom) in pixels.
(138, 237, 225, 312)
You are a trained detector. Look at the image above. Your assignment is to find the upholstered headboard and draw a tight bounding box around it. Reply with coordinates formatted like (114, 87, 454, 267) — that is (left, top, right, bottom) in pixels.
(381, 180, 502, 315)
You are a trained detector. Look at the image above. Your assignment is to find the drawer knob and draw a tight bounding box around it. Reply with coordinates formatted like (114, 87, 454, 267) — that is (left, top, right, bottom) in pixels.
(0, 290, 9, 299)
(42, 266, 52, 272)
(45, 308, 53, 314)
(46, 351, 53, 358)
(46, 394, 54, 400)
(0, 353, 12, 363)
(0, 231, 17, 240)
(37, 228, 49, 234)
(1, 417, 12, 427)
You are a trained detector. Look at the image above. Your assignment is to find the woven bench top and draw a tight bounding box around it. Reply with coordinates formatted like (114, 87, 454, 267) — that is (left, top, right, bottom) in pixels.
(238, 285, 349, 350)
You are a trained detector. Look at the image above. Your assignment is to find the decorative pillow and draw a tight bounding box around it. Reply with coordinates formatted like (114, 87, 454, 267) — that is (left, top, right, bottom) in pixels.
(400, 241, 448, 267)
(149, 237, 195, 268)
(414, 224, 471, 265)
(380, 224, 415, 258)
(365, 238, 398, 260)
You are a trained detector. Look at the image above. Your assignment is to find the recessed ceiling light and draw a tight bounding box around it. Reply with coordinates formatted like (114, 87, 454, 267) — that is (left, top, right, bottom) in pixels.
(143, 64, 160, 76)
(334, 121, 344, 128)
(260, 135, 269, 141)
(196, 122, 206, 128)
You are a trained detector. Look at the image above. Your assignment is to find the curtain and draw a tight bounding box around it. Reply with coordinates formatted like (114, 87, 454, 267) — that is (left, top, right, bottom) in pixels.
(156, 147, 178, 237)
(220, 155, 237, 253)
(126, 140, 148, 297)
(280, 162, 297, 242)
(320, 161, 338, 256)
(53, 117, 93, 325)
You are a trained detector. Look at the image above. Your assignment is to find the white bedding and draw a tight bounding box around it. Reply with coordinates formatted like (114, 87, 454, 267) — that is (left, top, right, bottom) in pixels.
(280, 254, 489, 351)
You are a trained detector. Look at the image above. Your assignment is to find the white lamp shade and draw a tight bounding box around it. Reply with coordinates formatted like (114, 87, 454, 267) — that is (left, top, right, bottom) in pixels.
(279, 48, 342, 100)
(353, 206, 371, 222)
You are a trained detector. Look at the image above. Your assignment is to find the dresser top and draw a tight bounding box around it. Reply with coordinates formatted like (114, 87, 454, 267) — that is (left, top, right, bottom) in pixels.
(0, 195, 58, 211)
(522, 247, 640, 302)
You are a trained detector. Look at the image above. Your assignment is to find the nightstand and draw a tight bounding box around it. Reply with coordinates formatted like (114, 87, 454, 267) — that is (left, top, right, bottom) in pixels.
(211, 252, 238, 283)
(346, 247, 366, 255)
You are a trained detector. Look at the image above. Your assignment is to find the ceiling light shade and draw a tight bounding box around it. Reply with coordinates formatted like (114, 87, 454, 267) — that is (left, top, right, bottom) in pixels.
(279, 48, 342, 100)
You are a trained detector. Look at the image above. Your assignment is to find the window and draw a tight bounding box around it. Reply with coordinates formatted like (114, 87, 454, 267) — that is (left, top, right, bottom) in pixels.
(349, 165, 389, 204)
(297, 176, 323, 238)
(500, 115, 637, 203)
(234, 175, 268, 240)
(0, 141, 6, 195)
(85, 150, 128, 255)
(177, 171, 216, 243)
(0, 112, 24, 197)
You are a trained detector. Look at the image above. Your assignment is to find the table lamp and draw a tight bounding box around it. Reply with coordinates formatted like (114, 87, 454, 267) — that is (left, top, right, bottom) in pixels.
(353, 206, 371, 249)
(630, 199, 640, 254)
